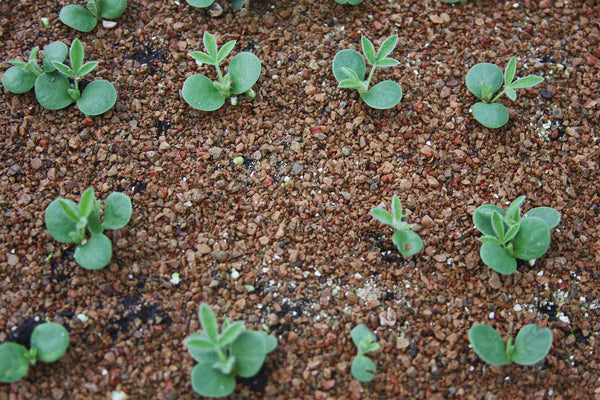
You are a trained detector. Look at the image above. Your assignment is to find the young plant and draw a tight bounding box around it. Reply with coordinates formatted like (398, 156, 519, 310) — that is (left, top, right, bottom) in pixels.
(370, 195, 423, 256)
(473, 195, 560, 275)
(332, 35, 402, 109)
(182, 32, 261, 111)
(466, 56, 544, 128)
(334, 0, 364, 4)
(60, 0, 127, 32)
(350, 324, 379, 382)
(44, 188, 132, 270)
(2, 39, 117, 116)
(468, 323, 552, 366)
(185, 303, 278, 398)
(186, 0, 246, 12)
(0, 322, 69, 383)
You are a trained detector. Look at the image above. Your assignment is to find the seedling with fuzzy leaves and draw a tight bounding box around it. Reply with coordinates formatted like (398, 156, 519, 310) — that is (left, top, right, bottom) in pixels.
(186, 0, 247, 11)
(466, 57, 544, 128)
(60, 0, 127, 32)
(334, 0, 364, 4)
(332, 35, 402, 109)
(350, 324, 379, 382)
(370, 195, 423, 256)
(183, 32, 261, 111)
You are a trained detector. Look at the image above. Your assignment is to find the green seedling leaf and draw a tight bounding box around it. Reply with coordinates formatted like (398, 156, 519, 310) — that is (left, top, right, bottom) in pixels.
(491, 211, 505, 240)
(229, 52, 261, 95)
(392, 229, 423, 256)
(190, 361, 236, 397)
(34, 72, 74, 110)
(376, 34, 398, 62)
(505, 86, 517, 101)
(511, 324, 553, 365)
(361, 36, 376, 65)
(370, 208, 393, 225)
(350, 324, 379, 354)
(58, 199, 81, 222)
(375, 58, 400, 68)
(214, 356, 236, 375)
(332, 49, 366, 82)
(52, 61, 76, 78)
(77, 80, 117, 115)
(391, 195, 403, 223)
(503, 223, 520, 243)
(468, 323, 509, 366)
(31, 322, 69, 363)
(479, 235, 503, 245)
(261, 332, 278, 353)
(87, 213, 104, 235)
(186, 0, 216, 7)
(504, 56, 517, 86)
(189, 51, 215, 65)
(199, 304, 219, 342)
(2, 66, 37, 93)
(471, 102, 509, 129)
(102, 192, 132, 229)
(231, 330, 268, 378)
(0, 342, 30, 383)
(480, 242, 517, 275)
(186, 334, 216, 354)
(509, 75, 544, 89)
(45, 199, 79, 243)
(79, 187, 96, 218)
(99, 0, 127, 19)
(512, 217, 551, 260)
(203, 32, 219, 60)
(77, 61, 99, 77)
(74, 233, 113, 270)
(351, 354, 377, 382)
(466, 63, 503, 101)
(217, 40, 236, 64)
(473, 204, 506, 236)
(60, 5, 98, 32)
(69, 39, 84, 74)
(42, 41, 68, 73)
(334, 0, 364, 4)
(505, 195, 525, 222)
(182, 74, 225, 111)
(218, 320, 244, 347)
(362, 80, 402, 109)
(526, 207, 561, 229)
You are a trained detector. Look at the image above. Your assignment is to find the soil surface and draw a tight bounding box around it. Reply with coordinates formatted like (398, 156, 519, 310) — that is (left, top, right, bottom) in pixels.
(1, 0, 600, 399)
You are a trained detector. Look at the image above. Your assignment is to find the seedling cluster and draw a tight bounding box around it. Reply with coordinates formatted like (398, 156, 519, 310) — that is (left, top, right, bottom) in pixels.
(371, 195, 423, 256)
(350, 324, 379, 382)
(60, 0, 127, 32)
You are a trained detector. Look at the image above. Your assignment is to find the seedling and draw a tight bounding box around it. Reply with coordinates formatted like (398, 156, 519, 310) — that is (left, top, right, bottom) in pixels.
(2, 39, 117, 116)
(182, 32, 261, 112)
(350, 324, 379, 382)
(0, 322, 69, 383)
(186, 0, 246, 12)
(332, 35, 402, 109)
(185, 303, 278, 397)
(370, 195, 423, 256)
(44, 188, 132, 270)
(468, 323, 552, 366)
(473, 195, 560, 275)
(60, 0, 127, 32)
(334, 0, 363, 4)
(466, 57, 544, 128)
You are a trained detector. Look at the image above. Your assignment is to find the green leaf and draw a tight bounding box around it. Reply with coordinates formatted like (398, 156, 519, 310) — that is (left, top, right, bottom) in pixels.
(512, 217, 551, 260)
(99, 0, 127, 19)
(391, 195, 403, 223)
(189, 51, 215, 65)
(231, 0, 245, 11)
(231, 330, 268, 377)
(392, 230, 423, 256)
(466, 63, 503, 101)
(525, 207, 561, 229)
(350, 324, 377, 354)
(511, 324, 553, 365)
(337, 78, 362, 90)
(376, 35, 398, 62)
(216, 40, 236, 64)
(77, 61, 98, 78)
(471, 102, 509, 129)
(74, 233, 113, 270)
(34, 72, 74, 110)
(31, 322, 69, 363)
(505, 195, 525, 222)
(190, 362, 235, 397)
(362, 80, 403, 109)
(370, 208, 393, 225)
(69, 39, 85, 74)
(332, 49, 366, 82)
(79, 188, 96, 218)
(2, 66, 36, 93)
(504, 87, 517, 101)
(229, 52, 261, 95)
(186, 0, 216, 7)
(87, 213, 104, 235)
(59, 4, 98, 32)
(375, 58, 400, 68)
(503, 223, 520, 243)
(473, 204, 505, 236)
(491, 211, 505, 240)
(340, 67, 362, 84)
(261, 333, 278, 353)
(351, 355, 376, 382)
(468, 324, 509, 366)
(186, 334, 220, 362)
(42, 41, 68, 73)
(58, 199, 81, 221)
(0, 342, 30, 383)
(45, 199, 79, 243)
(504, 56, 517, 86)
(77, 80, 117, 116)
(199, 304, 219, 342)
(102, 192, 132, 230)
(203, 32, 218, 60)
(218, 320, 244, 347)
(214, 356, 236, 375)
(480, 242, 517, 274)
(508, 75, 544, 89)
(479, 235, 503, 245)
(51, 61, 75, 78)
(182, 74, 226, 111)
(361, 36, 376, 65)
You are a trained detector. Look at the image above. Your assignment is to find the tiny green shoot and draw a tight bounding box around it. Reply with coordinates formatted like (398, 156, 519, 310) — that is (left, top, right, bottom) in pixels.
(370, 195, 423, 256)
(60, 0, 127, 32)
(350, 324, 379, 382)
(186, 0, 246, 12)
(333, 0, 363, 4)
(233, 156, 244, 165)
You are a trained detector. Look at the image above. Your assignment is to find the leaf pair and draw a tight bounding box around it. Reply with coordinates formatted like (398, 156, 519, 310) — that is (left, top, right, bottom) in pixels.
(469, 323, 552, 366)
(60, 0, 127, 32)
(186, 0, 246, 11)
(370, 195, 423, 256)
(0, 322, 69, 383)
(350, 324, 380, 382)
(473, 195, 560, 274)
(466, 57, 544, 128)
(45, 188, 132, 270)
(332, 35, 402, 109)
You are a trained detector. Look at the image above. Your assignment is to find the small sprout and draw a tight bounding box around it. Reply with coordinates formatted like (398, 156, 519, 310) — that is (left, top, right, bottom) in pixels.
(0, 322, 69, 383)
(77, 313, 90, 323)
(183, 32, 261, 112)
(60, 0, 127, 32)
(468, 323, 552, 366)
(45, 252, 54, 262)
(472, 195, 560, 274)
(170, 272, 181, 285)
(333, 0, 363, 4)
(466, 57, 544, 128)
(186, 0, 246, 11)
(350, 324, 379, 382)
(44, 187, 133, 270)
(332, 35, 402, 109)
(370, 195, 423, 256)
(185, 303, 278, 398)
(233, 156, 244, 165)
(41, 17, 50, 26)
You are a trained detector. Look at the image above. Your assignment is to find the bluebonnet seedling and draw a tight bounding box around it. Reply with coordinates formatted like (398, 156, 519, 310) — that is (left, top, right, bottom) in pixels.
(186, 0, 246, 12)
(370, 195, 423, 256)
(0, 322, 69, 383)
(183, 32, 261, 111)
(44, 188, 132, 270)
(466, 57, 544, 128)
(60, 0, 128, 32)
(332, 35, 402, 109)
(473, 195, 560, 274)
(350, 324, 379, 382)
(469, 323, 552, 366)
(185, 303, 278, 397)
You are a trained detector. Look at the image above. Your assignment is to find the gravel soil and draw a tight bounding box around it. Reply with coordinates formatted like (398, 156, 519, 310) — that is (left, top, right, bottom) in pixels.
(1, 0, 599, 398)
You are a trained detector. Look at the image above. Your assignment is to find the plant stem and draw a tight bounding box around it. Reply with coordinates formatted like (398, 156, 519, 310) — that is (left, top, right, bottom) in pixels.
(363, 65, 378, 92)
(490, 89, 505, 103)
(215, 64, 224, 82)
(215, 344, 227, 362)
